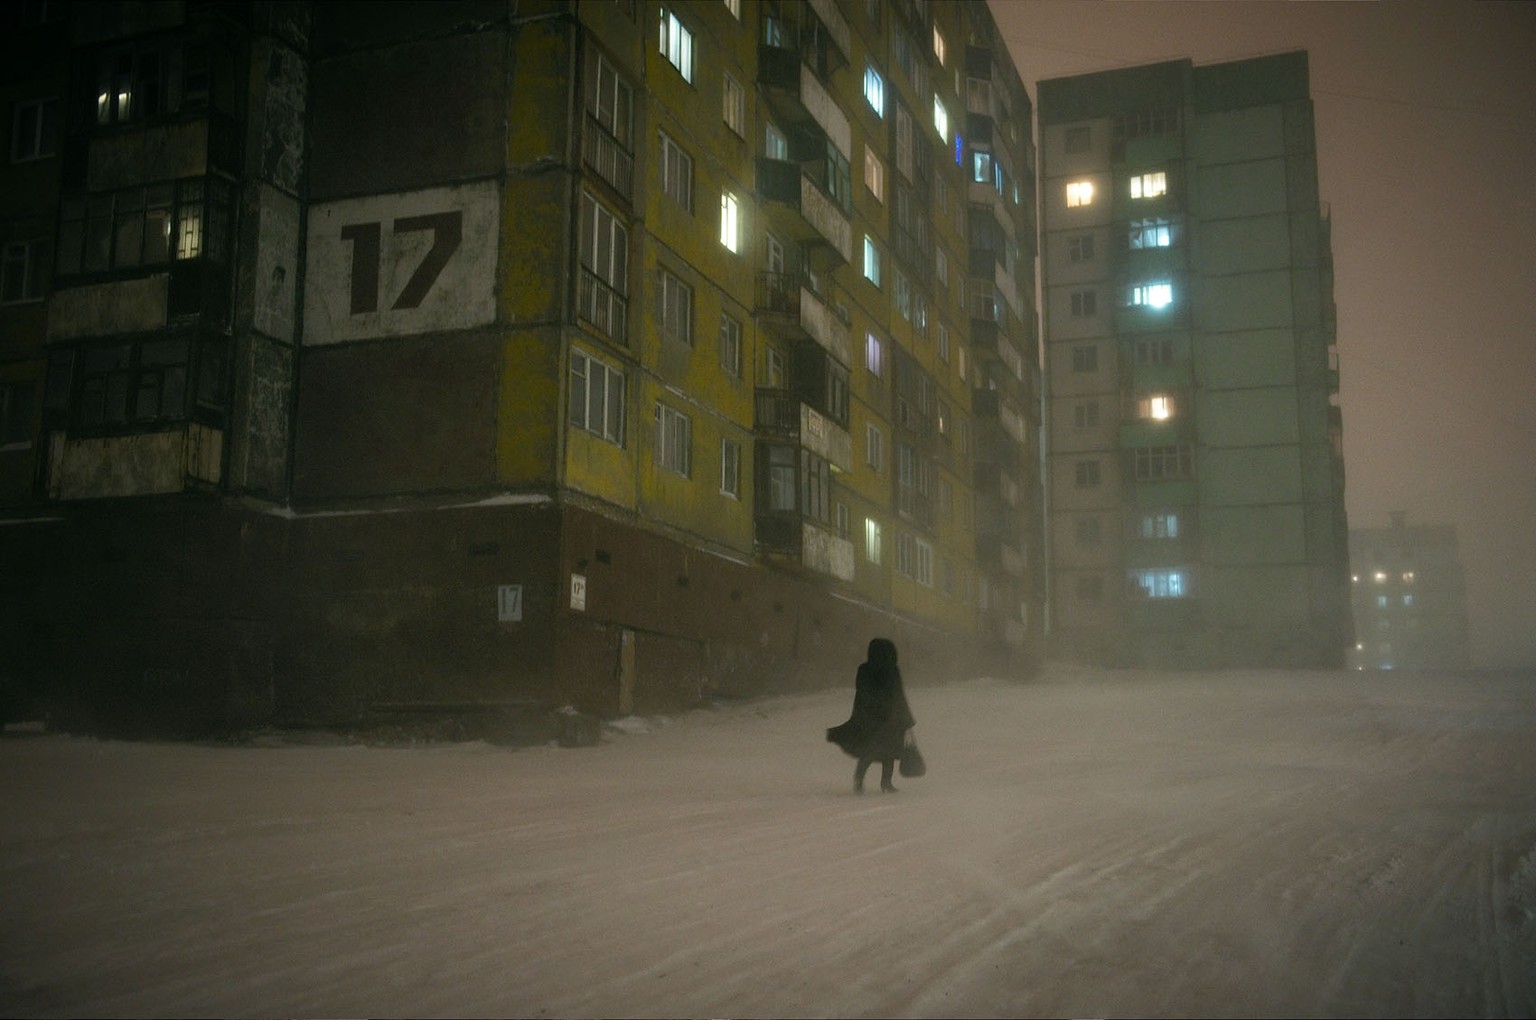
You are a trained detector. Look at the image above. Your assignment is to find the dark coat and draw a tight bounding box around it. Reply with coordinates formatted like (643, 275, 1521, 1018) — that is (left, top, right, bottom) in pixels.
(826, 638, 915, 761)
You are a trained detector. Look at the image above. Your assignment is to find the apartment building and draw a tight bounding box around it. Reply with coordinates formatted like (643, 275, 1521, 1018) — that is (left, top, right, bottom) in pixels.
(1349, 512, 1470, 671)
(0, 0, 1042, 735)
(1038, 53, 1348, 668)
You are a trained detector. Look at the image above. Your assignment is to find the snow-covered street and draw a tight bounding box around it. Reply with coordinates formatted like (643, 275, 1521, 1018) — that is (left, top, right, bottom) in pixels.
(3, 666, 1534, 1018)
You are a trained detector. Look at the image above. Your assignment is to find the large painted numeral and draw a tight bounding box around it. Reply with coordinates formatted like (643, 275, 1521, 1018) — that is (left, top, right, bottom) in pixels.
(339, 212, 464, 315)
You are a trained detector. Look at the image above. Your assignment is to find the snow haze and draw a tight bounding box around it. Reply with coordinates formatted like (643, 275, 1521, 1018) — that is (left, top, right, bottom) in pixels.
(3, 665, 1534, 1017)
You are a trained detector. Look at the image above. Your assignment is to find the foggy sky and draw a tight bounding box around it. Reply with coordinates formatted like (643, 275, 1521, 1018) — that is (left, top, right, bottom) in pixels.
(987, 0, 1536, 667)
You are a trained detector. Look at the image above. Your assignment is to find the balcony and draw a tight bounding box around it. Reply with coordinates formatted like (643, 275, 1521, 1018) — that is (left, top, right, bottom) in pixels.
(756, 514, 855, 582)
(755, 271, 850, 365)
(582, 116, 633, 199)
(576, 267, 627, 345)
(757, 158, 852, 263)
(754, 388, 852, 473)
(757, 44, 850, 160)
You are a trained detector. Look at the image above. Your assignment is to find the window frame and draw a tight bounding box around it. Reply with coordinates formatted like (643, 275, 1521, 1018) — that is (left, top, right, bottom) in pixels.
(659, 8, 695, 83)
(654, 401, 693, 477)
(568, 346, 627, 446)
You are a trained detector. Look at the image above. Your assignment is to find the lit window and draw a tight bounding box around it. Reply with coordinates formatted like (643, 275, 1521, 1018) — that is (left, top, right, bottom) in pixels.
(1129, 217, 1172, 249)
(933, 96, 949, 142)
(863, 235, 881, 286)
(932, 25, 946, 65)
(1130, 282, 1173, 308)
(864, 144, 885, 201)
(864, 65, 885, 117)
(1373, 571, 1387, 583)
(722, 0, 741, 19)
(1402, 571, 1416, 583)
(1066, 181, 1094, 207)
(1137, 512, 1180, 539)
(865, 332, 883, 377)
(1130, 171, 1167, 199)
(865, 517, 883, 564)
(1128, 568, 1187, 599)
(1137, 394, 1175, 421)
(720, 192, 739, 252)
(765, 122, 788, 161)
(659, 9, 694, 83)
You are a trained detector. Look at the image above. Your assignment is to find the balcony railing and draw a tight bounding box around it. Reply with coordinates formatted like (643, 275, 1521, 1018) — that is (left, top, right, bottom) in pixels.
(577, 267, 627, 345)
(583, 117, 634, 198)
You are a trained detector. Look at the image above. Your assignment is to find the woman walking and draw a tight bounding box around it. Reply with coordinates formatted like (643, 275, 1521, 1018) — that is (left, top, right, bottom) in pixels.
(826, 638, 916, 793)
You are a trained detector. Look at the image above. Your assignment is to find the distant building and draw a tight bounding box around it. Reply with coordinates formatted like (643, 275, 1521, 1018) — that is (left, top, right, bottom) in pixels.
(0, 0, 1043, 734)
(1037, 53, 1349, 668)
(1349, 512, 1470, 670)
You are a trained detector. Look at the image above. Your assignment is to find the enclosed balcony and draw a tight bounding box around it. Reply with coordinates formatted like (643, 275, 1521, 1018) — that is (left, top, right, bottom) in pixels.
(757, 157, 852, 264)
(755, 271, 850, 366)
(755, 513, 855, 582)
(758, 12, 850, 159)
(754, 387, 852, 473)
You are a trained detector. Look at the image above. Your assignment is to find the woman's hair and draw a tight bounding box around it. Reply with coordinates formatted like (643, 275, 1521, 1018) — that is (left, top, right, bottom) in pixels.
(867, 637, 898, 668)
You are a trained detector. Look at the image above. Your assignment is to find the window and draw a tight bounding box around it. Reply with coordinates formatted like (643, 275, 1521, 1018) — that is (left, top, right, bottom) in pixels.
(1073, 400, 1099, 429)
(723, 72, 745, 136)
(1128, 568, 1188, 599)
(659, 132, 693, 211)
(1115, 108, 1179, 141)
(865, 332, 884, 378)
(765, 122, 789, 162)
(1137, 512, 1180, 539)
(723, 0, 741, 20)
(659, 9, 694, 82)
(767, 444, 796, 510)
(935, 246, 948, 288)
(1, 383, 34, 449)
(894, 103, 915, 180)
(865, 423, 883, 472)
(1132, 444, 1194, 481)
(1074, 460, 1101, 488)
(74, 338, 192, 428)
(1130, 171, 1167, 199)
(94, 42, 211, 127)
(802, 451, 830, 521)
(864, 144, 885, 201)
(10, 97, 59, 162)
(2, 239, 47, 304)
(590, 53, 634, 150)
(933, 96, 949, 142)
(1064, 125, 1090, 154)
(720, 439, 741, 497)
(578, 191, 629, 343)
(764, 345, 786, 387)
(1070, 289, 1097, 317)
(835, 501, 850, 540)
(1136, 337, 1174, 366)
(865, 517, 883, 565)
(56, 178, 232, 278)
(720, 192, 740, 252)
(1071, 345, 1098, 372)
(718, 314, 742, 378)
(1129, 281, 1174, 309)
(1066, 181, 1094, 207)
(936, 322, 950, 363)
(569, 348, 626, 445)
(862, 235, 881, 286)
(1068, 235, 1095, 263)
(1075, 516, 1102, 546)
(932, 25, 946, 65)
(864, 64, 885, 117)
(658, 269, 693, 344)
(1129, 217, 1172, 249)
(1135, 393, 1176, 421)
(654, 402, 692, 476)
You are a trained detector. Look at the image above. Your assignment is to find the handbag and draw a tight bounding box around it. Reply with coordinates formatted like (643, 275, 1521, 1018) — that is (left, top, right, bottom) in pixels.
(898, 737, 927, 778)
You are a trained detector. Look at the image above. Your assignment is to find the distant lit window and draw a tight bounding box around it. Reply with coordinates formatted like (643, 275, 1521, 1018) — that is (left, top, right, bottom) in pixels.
(863, 235, 882, 286)
(864, 144, 885, 201)
(1129, 217, 1172, 249)
(1377, 595, 1389, 609)
(723, 0, 741, 20)
(932, 25, 946, 65)
(1130, 281, 1173, 309)
(864, 65, 885, 117)
(1136, 394, 1176, 421)
(1402, 571, 1416, 583)
(1128, 568, 1187, 599)
(1138, 512, 1180, 539)
(933, 96, 949, 142)
(720, 192, 740, 252)
(1373, 571, 1388, 583)
(865, 517, 883, 565)
(659, 9, 694, 82)
(1130, 171, 1167, 199)
(1403, 594, 1415, 607)
(1066, 181, 1094, 207)
(865, 332, 884, 378)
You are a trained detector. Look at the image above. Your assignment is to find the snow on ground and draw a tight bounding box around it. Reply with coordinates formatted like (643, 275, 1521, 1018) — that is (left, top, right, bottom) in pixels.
(2, 665, 1535, 1018)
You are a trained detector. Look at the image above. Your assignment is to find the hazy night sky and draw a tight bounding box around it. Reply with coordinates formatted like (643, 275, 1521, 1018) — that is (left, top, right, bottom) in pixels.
(987, 0, 1536, 667)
